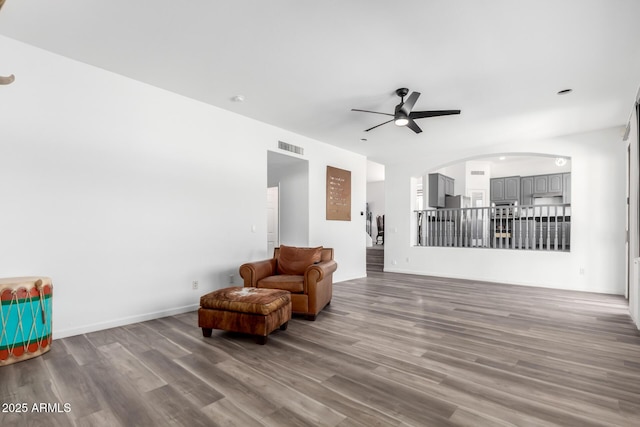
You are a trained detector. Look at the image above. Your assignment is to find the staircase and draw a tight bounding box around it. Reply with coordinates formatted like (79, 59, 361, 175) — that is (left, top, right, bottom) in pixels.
(366, 246, 384, 272)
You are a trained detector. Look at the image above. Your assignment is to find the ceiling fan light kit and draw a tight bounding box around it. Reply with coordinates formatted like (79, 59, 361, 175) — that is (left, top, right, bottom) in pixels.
(394, 116, 409, 126)
(352, 87, 461, 134)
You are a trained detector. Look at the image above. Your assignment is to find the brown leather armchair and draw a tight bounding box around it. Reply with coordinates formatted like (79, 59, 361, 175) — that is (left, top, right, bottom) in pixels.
(239, 245, 337, 320)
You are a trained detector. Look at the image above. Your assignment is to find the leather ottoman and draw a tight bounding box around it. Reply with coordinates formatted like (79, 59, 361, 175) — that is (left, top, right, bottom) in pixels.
(198, 287, 291, 344)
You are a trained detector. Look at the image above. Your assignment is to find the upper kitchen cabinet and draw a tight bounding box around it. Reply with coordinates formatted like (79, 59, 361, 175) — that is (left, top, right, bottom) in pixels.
(491, 176, 520, 203)
(491, 178, 505, 201)
(521, 173, 570, 205)
(444, 175, 454, 196)
(521, 176, 534, 205)
(562, 173, 571, 203)
(549, 174, 563, 193)
(533, 173, 563, 195)
(428, 173, 455, 207)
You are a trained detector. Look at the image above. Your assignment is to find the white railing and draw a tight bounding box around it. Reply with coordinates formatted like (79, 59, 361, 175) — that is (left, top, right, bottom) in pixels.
(415, 204, 571, 251)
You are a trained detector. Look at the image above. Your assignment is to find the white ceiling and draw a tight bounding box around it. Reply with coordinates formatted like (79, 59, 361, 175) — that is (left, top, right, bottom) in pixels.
(1, 1, 639, 165)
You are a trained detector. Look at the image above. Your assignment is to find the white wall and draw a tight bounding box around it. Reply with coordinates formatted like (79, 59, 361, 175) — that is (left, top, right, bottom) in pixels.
(385, 127, 627, 295)
(465, 161, 491, 204)
(0, 36, 367, 338)
(267, 152, 309, 247)
(491, 157, 572, 177)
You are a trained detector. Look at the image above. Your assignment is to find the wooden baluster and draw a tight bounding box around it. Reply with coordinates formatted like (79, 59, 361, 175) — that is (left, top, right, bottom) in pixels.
(509, 209, 514, 249)
(444, 210, 448, 247)
(533, 206, 542, 249)
(499, 207, 503, 249)
(417, 212, 422, 246)
(428, 211, 431, 246)
(462, 209, 467, 247)
(438, 210, 442, 247)
(546, 206, 550, 250)
(523, 207, 527, 249)
(444, 210, 448, 246)
(433, 210, 437, 246)
(554, 206, 559, 251)
(517, 213, 522, 249)
(472, 208, 476, 248)
(561, 205, 566, 250)
(492, 206, 497, 249)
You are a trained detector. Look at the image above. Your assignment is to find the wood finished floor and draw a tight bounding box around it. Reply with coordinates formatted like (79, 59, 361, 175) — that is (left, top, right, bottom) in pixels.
(1, 272, 640, 426)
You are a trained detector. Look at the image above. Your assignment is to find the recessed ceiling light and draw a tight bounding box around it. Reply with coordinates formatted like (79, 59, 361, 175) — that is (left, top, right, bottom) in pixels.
(231, 95, 245, 102)
(555, 157, 567, 166)
(557, 89, 573, 95)
(499, 156, 506, 160)
(360, 138, 368, 142)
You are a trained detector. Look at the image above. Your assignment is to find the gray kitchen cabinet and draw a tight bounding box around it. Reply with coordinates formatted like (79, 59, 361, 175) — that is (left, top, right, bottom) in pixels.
(563, 173, 571, 203)
(491, 178, 505, 202)
(490, 178, 505, 202)
(428, 173, 454, 208)
(491, 176, 520, 203)
(504, 176, 520, 201)
(521, 176, 534, 205)
(533, 175, 548, 194)
(444, 176, 455, 196)
(548, 173, 563, 193)
(533, 173, 563, 195)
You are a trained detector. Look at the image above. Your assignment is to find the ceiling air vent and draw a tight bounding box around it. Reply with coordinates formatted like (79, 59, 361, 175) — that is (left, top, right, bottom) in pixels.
(470, 171, 485, 175)
(278, 140, 304, 155)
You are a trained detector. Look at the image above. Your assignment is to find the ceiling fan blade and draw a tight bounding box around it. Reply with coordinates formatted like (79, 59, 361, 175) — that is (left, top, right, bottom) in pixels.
(364, 119, 394, 132)
(410, 110, 461, 119)
(400, 91, 421, 115)
(406, 119, 423, 134)
(351, 109, 394, 117)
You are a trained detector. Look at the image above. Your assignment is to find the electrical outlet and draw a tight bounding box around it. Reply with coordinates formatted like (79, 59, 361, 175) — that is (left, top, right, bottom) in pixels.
(192, 280, 199, 290)
(579, 268, 585, 275)
(229, 274, 234, 284)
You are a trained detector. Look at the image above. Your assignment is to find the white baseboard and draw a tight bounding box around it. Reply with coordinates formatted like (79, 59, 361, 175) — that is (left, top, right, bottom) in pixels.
(52, 303, 199, 339)
(384, 267, 622, 295)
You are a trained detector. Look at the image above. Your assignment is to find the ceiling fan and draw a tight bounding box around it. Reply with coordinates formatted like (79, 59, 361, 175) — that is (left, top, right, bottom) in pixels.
(351, 88, 460, 134)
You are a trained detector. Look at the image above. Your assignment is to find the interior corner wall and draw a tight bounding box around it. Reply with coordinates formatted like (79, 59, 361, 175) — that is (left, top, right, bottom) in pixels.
(0, 36, 367, 338)
(384, 127, 627, 296)
(628, 103, 640, 328)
